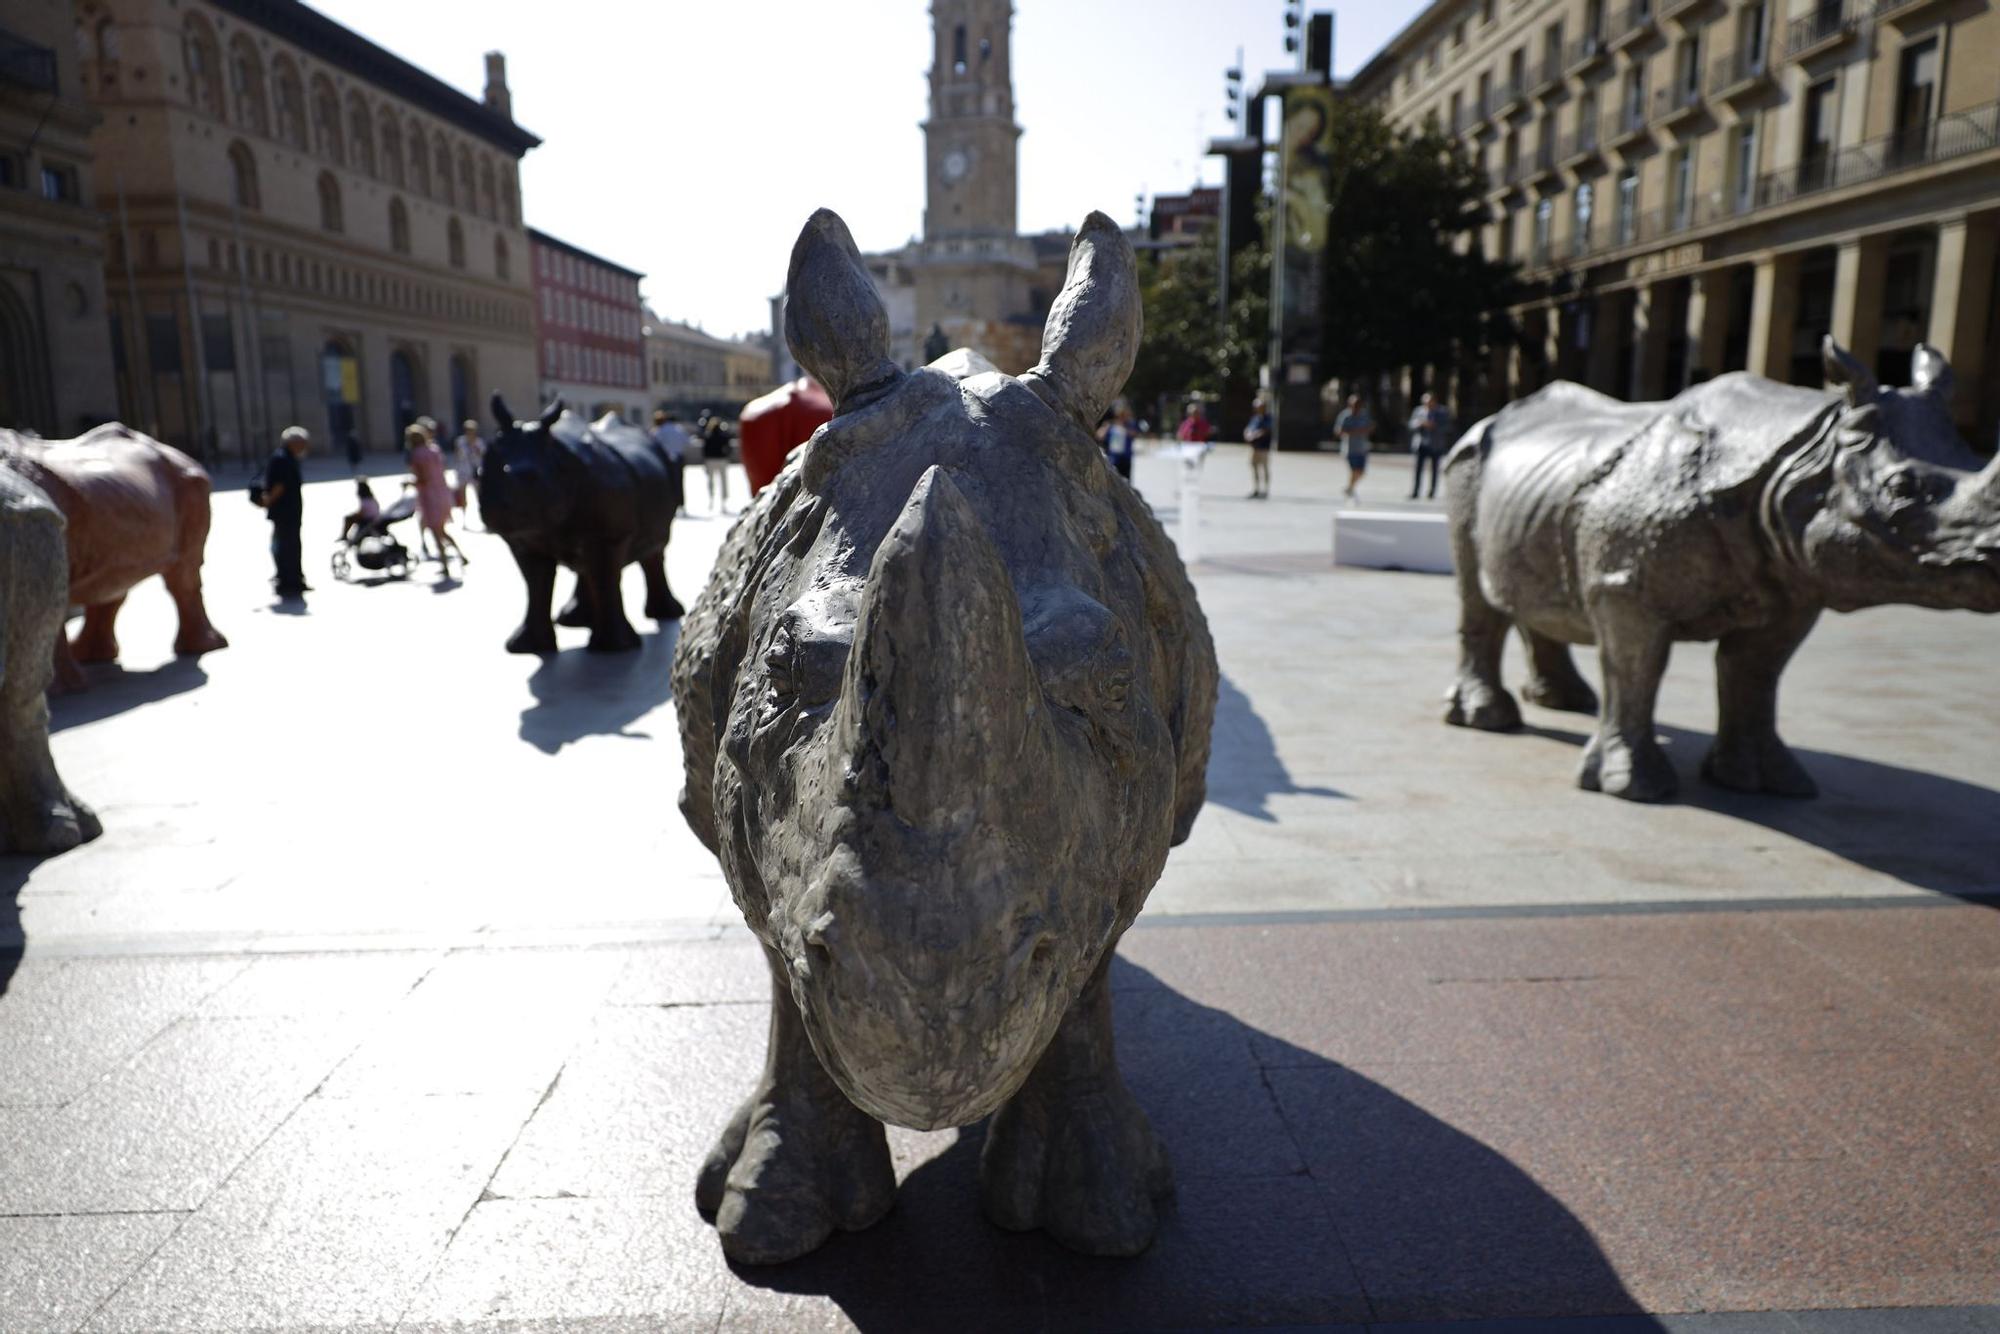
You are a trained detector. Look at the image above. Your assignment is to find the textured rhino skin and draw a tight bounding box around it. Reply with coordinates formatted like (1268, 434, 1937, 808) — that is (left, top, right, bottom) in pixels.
(0, 425, 227, 692)
(0, 466, 100, 854)
(1444, 340, 2000, 802)
(672, 209, 1216, 1264)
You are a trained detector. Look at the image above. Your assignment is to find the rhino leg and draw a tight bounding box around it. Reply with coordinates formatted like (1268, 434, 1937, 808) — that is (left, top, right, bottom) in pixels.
(1519, 628, 1599, 715)
(49, 632, 85, 695)
(70, 596, 124, 665)
(640, 550, 682, 622)
(980, 955, 1171, 1257)
(554, 575, 592, 628)
(166, 488, 227, 656)
(1578, 602, 1676, 802)
(698, 943, 895, 1264)
(1444, 570, 1521, 731)
(3, 523, 100, 853)
(583, 552, 641, 653)
(1702, 608, 1820, 798)
(505, 546, 559, 655)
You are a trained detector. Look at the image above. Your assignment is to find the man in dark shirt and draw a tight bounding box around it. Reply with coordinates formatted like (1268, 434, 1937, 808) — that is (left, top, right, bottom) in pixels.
(701, 414, 732, 515)
(259, 425, 310, 596)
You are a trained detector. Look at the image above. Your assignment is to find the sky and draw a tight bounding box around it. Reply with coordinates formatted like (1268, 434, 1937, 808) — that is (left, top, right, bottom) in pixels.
(312, 0, 1428, 339)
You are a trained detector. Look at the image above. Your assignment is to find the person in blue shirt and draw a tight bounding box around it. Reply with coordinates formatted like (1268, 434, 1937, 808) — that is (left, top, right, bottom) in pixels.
(1405, 392, 1454, 500)
(1096, 401, 1138, 481)
(1244, 398, 1274, 498)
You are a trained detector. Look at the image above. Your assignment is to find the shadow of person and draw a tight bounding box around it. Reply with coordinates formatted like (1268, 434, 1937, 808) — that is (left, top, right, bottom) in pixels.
(726, 958, 1658, 1332)
(517, 622, 680, 756)
(49, 658, 208, 733)
(271, 594, 308, 616)
(1204, 673, 1347, 822)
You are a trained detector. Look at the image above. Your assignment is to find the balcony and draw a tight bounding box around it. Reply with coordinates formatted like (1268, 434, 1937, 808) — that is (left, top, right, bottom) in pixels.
(1651, 80, 1705, 129)
(1708, 48, 1774, 104)
(1488, 75, 1527, 121)
(1500, 153, 1532, 192)
(1525, 136, 1559, 186)
(1604, 103, 1652, 152)
(0, 28, 58, 95)
(1659, 0, 1719, 21)
(1785, 2, 1863, 62)
(1529, 53, 1565, 99)
(1560, 225, 1602, 264)
(1753, 100, 2000, 209)
(1565, 33, 1610, 75)
(1875, 0, 1952, 23)
(1451, 104, 1479, 135)
(1559, 119, 1604, 168)
(1605, 2, 1659, 52)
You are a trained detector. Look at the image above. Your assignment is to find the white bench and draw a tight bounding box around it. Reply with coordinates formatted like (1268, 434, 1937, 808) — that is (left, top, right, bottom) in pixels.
(1332, 509, 1454, 574)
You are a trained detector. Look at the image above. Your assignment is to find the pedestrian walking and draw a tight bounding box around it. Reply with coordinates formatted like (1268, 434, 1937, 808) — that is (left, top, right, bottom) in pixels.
(1334, 394, 1374, 500)
(256, 425, 311, 597)
(701, 412, 732, 514)
(652, 409, 693, 516)
(1097, 401, 1138, 480)
(407, 423, 468, 571)
(450, 419, 486, 528)
(1176, 400, 1214, 449)
(1405, 393, 1453, 500)
(1244, 397, 1274, 498)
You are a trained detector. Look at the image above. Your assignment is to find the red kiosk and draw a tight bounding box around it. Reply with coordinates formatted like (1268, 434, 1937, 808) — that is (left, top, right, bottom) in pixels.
(737, 377, 833, 496)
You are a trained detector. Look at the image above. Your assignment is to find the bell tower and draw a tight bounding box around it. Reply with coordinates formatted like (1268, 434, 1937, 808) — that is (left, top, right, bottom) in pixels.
(923, 0, 1019, 242)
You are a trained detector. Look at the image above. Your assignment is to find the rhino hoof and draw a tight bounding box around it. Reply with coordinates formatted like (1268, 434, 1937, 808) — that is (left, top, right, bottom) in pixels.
(585, 626, 642, 654)
(1702, 740, 1819, 798)
(1445, 681, 1522, 732)
(1521, 677, 1598, 715)
(1580, 734, 1678, 803)
(506, 624, 558, 655)
(646, 594, 685, 622)
(554, 599, 592, 629)
(9, 793, 102, 855)
(175, 627, 229, 656)
(699, 1091, 895, 1266)
(980, 1078, 1173, 1257)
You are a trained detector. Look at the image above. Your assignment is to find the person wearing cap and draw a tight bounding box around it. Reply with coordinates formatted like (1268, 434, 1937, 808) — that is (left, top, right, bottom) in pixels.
(257, 425, 311, 596)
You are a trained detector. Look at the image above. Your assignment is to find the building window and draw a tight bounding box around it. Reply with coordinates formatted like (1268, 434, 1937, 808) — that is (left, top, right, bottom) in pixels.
(40, 163, 78, 203)
(227, 140, 259, 211)
(347, 92, 375, 177)
(1533, 196, 1553, 263)
(409, 123, 431, 195)
(479, 159, 498, 221)
(500, 166, 518, 226)
(317, 171, 342, 232)
(273, 58, 307, 150)
(389, 197, 410, 254)
(1741, 1, 1768, 71)
(494, 235, 510, 280)
(448, 217, 465, 269)
(1732, 119, 1759, 211)
(183, 16, 223, 119)
(228, 35, 266, 134)
(952, 24, 967, 74)
(1894, 37, 1939, 164)
(379, 113, 403, 187)
(311, 74, 343, 164)
(457, 147, 476, 215)
(1801, 77, 1837, 191)
(1615, 168, 1638, 245)
(1669, 146, 1693, 229)
(435, 139, 455, 206)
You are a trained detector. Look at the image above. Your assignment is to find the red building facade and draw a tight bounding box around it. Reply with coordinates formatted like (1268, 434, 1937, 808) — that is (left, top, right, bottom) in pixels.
(527, 227, 646, 421)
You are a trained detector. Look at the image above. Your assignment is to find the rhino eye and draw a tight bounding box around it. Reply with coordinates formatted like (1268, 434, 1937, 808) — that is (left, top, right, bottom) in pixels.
(1883, 469, 1921, 503)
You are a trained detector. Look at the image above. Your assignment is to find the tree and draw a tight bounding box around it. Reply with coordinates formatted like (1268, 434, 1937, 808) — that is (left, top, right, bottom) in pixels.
(1128, 211, 1271, 427)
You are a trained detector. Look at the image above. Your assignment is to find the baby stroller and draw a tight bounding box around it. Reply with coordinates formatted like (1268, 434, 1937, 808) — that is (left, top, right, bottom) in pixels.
(331, 484, 418, 582)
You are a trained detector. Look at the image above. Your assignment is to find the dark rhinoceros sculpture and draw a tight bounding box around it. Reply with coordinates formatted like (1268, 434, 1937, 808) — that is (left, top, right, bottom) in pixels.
(479, 401, 683, 653)
(672, 210, 1217, 1264)
(0, 425, 228, 691)
(0, 465, 100, 853)
(1445, 338, 2000, 801)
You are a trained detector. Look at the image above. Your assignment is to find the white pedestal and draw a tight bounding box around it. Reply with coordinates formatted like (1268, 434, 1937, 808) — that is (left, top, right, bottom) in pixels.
(1332, 510, 1453, 574)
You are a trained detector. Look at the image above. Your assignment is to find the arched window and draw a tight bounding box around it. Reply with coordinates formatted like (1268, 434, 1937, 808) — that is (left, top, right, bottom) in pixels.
(183, 15, 224, 118)
(447, 216, 465, 269)
(317, 171, 342, 232)
(228, 34, 266, 134)
(456, 146, 475, 214)
(499, 165, 518, 226)
(407, 120, 430, 195)
(272, 57, 306, 149)
(389, 197, 409, 254)
(434, 136, 454, 206)
(346, 91, 374, 176)
(311, 74, 343, 163)
(227, 140, 259, 210)
(478, 158, 498, 221)
(378, 110, 403, 187)
(493, 235, 510, 280)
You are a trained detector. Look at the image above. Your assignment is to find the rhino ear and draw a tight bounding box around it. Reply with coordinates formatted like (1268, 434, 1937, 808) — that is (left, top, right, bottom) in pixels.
(1023, 212, 1142, 431)
(539, 398, 564, 431)
(491, 394, 514, 431)
(1910, 342, 1955, 405)
(785, 209, 902, 413)
(1822, 336, 1879, 409)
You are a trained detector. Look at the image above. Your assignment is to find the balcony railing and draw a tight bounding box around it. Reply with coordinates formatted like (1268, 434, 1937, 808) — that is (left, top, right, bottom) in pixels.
(1605, 101, 1651, 148)
(1531, 135, 1558, 178)
(1565, 33, 1610, 73)
(1785, 1, 1863, 61)
(1876, 0, 1951, 20)
(1754, 100, 2000, 208)
(1651, 80, 1704, 126)
(0, 28, 58, 95)
(1451, 105, 1478, 135)
(1530, 53, 1565, 97)
(1560, 119, 1603, 164)
(1659, 0, 1715, 19)
(1606, 2, 1658, 50)
(1708, 47, 1773, 100)
(1488, 76, 1527, 119)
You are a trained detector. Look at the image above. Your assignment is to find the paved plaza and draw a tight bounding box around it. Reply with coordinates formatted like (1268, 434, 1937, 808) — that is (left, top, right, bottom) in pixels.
(2, 443, 1997, 1332)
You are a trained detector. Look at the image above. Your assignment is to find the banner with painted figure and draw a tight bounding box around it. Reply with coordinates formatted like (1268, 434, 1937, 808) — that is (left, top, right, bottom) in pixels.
(1276, 83, 1334, 371)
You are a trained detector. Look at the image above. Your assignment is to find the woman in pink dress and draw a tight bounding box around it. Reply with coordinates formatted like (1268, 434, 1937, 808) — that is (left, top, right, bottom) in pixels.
(405, 423, 468, 569)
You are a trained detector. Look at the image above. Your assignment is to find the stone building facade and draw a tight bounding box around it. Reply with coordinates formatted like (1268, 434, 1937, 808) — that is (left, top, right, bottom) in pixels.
(1352, 0, 2000, 442)
(529, 228, 645, 425)
(77, 0, 540, 466)
(644, 309, 771, 417)
(1, 0, 119, 435)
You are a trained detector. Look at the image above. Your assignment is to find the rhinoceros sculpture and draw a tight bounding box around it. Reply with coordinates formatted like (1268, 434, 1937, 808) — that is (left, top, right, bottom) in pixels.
(1445, 338, 2000, 801)
(672, 210, 1216, 1263)
(0, 465, 100, 853)
(479, 402, 683, 654)
(0, 426, 228, 691)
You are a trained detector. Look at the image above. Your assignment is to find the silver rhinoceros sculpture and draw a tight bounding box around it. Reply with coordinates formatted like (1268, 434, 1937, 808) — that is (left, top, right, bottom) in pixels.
(672, 209, 1217, 1263)
(1445, 338, 1999, 802)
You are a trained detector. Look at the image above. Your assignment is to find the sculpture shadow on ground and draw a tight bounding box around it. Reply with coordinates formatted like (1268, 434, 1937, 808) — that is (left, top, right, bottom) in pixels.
(725, 957, 1659, 1332)
(49, 657, 208, 732)
(517, 622, 679, 755)
(1516, 720, 2000, 903)
(1203, 673, 1347, 822)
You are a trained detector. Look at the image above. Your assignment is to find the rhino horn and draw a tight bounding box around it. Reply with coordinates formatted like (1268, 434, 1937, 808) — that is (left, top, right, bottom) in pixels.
(538, 397, 564, 431)
(1022, 212, 1142, 432)
(1822, 336, 1879, 409)
(1911, 342, 1956, 406)
(785, 209, 903, 413)
(843, 466, 1035, 828)
(491, 394, 514, 430)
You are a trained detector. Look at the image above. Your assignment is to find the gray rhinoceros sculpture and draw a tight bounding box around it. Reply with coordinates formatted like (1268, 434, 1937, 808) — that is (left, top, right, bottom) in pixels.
(672, 209, 1217, 1264)
(0, 464, 101, 853)
(1445, 337, 2000, 801)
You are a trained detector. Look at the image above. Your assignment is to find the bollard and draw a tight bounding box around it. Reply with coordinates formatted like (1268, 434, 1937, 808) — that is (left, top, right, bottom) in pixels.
(1178, 441, 1206, 564)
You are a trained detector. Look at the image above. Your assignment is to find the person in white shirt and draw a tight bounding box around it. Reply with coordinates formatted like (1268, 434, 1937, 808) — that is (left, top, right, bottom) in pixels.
(651, 409, 692, 515)
(451, 420, 487, 529)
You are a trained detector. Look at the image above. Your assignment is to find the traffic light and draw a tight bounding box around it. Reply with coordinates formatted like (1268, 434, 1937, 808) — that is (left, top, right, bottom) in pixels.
(1306, 12, 1334, 76)
(1224, 62, 1243, 121)
(1283, 0, 1304, 55)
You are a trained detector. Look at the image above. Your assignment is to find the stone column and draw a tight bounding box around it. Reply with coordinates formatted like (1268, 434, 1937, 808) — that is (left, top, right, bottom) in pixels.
(1746, 251, 1802, 381)
(1584, 292, 1624, 392)
(1686, 268, 1735, 379)
(1630, 283, 1673, 401)
(1828, 233, 1890, 373)
(1927, 215, 1998, 427)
